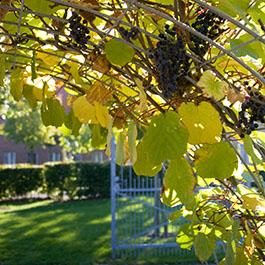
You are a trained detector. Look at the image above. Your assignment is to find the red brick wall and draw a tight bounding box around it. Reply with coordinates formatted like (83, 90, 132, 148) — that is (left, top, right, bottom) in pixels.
(0, 135, 108, 164)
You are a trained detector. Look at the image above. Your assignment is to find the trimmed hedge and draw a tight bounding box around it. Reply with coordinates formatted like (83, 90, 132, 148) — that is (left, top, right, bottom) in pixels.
(0, 165, 43, 198)
(0, 162, 118, 200)
(0, 162, 151, 200)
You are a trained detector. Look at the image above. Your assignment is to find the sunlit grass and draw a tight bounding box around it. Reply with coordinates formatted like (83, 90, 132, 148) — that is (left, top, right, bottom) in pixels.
(0, 199, 205, 265)
(0, 199, 111, 265)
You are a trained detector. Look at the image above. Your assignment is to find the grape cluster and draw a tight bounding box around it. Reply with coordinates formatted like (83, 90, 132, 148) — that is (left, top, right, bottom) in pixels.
(190, 9, 225, 56)
(238, 83, 265, 135)
(118, 27, 139, 40)
(149, 25, 190, 98)
(69, 12, 91, 47)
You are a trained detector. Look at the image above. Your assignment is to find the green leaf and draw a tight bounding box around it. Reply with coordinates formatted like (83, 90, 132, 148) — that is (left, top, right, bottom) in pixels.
(116, 132, 126, 166)
(194, 233, 216, 262)
(140, 111, 188, 165)
(178, 102, 222, 144)
(91, 124, 107, 149)
(176, 224, 194, 250)
(197, 70, 228, 100)
(72, 96, 97, 124)
(195, 142, 238, 180)
(41, 98, 65, 127)
(24, 0, 61, 14)
(230, 34, 265, 63)
(243, 135, 262, 165)
(164, 158, 196, 209)
(133, 141, 162, 176)
(105, 39, 135, 67)
(31, 50, 37, 82)
(168, 209, 183, 222)
(218, 0, 249, 18)
(0, 53, 6, 87)
(70, 63, 90, 89)
(10, 68, 24, 101)
(241, 193, 265, 211)
(134, 111, 188, 176)
(234, 247, 249, 265)
(128, 121, 137, 164)
(23, 85, 38, 108)
(64, 110, 82, 136)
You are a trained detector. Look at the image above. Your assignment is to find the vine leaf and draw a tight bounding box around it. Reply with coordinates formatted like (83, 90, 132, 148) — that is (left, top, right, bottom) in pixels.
(218, 0, 249, 18)
(91, 54, 110, 74)
(197, 70, 228, 100)
(128, 121, 137, 165)
(0, 0, 12, 21)
(241, 193, 265, 211)
(163, 158, 196, 209)
(176, 224, 194, 250)
(86, 81, 112, 104)
(243, 135, 263, 165)
(194, 232, 216, 262)
(72, 95, 97, 124)
(41, 98, 65, 127)
(116, 131, 126, 166)
(70, 63, 90, 89)
(24, 0, 60, 14)
(195, 142, 238, 180)
(23, 85, 38, 108)
(178, 102, 222, 144)
(230, 34, 265, 63)
(91, 124, 107, 148)
(105, 116, 113, 157)
(94, 102, 109, 128)
(0, 53, 6, 86)
(10, 68, 24, 101)
(133, 141, 162, 176)
(139, 111, 188, 165)
(105, 39, 135, 67)
(64, 109, 82, 136)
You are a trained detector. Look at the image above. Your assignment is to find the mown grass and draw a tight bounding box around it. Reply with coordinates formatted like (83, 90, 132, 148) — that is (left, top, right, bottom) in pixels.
(0, 199, 205, 265)
(0, 199, 111, 265)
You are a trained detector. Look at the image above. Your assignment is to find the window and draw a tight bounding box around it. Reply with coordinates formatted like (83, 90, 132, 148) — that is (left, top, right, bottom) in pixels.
(27, 152, 38, 164)
(93, 151, 104, 163)
(3, 152, 16, 165)
(50, 152, 61, 162)
(74, 154, 83, 161)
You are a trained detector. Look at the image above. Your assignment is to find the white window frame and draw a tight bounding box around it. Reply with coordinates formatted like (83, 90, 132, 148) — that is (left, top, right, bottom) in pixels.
(3, 152, 16, 165)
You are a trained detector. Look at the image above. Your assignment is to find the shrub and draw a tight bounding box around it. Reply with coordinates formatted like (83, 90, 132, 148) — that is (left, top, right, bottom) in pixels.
(0, 165, 43, 198)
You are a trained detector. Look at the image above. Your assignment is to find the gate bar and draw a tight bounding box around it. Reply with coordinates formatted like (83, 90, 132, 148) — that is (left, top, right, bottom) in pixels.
(111, 137, 117, 258)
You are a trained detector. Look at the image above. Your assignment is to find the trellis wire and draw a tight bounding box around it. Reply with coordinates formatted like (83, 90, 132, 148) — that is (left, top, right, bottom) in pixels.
(1, 0, 264, 82)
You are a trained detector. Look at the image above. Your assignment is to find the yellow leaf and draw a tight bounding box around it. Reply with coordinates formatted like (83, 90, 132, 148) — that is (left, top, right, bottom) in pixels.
(135, 79, 147, 111)
(242, 194, 265, 211)
(72, 95, 97, 124)
(37, 50, 62, 68)
(91, 54, 110, 74)
(94, 102, 109, 128)
(86, 81, 112, 104)
(32, 86, 55, 100)
(105, 116, 113, 157)
(197, 70, 228, 100)
(178, 102, 222, 144)
(128, 121, 137, 164)
(116, 131, 126, 165)
(70, 63, 90, 89)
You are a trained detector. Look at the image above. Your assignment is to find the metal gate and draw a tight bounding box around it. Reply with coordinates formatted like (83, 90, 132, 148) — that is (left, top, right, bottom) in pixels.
(110, 138, 208, 262)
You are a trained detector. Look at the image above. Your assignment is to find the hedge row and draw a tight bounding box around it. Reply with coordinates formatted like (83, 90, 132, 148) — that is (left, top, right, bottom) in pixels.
(0, 162, 114, 200)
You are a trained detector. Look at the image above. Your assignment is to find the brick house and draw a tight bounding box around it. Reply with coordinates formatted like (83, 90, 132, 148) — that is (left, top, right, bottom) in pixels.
(0, 133, 108, 165)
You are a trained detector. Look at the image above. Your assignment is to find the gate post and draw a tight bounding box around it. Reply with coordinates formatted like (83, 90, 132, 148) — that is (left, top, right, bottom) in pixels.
(110, 136, 117, 258)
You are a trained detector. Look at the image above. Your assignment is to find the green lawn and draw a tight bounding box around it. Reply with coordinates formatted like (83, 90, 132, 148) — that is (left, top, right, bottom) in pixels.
(0, 199, 203, 265)
(0, 199, 111, 265)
